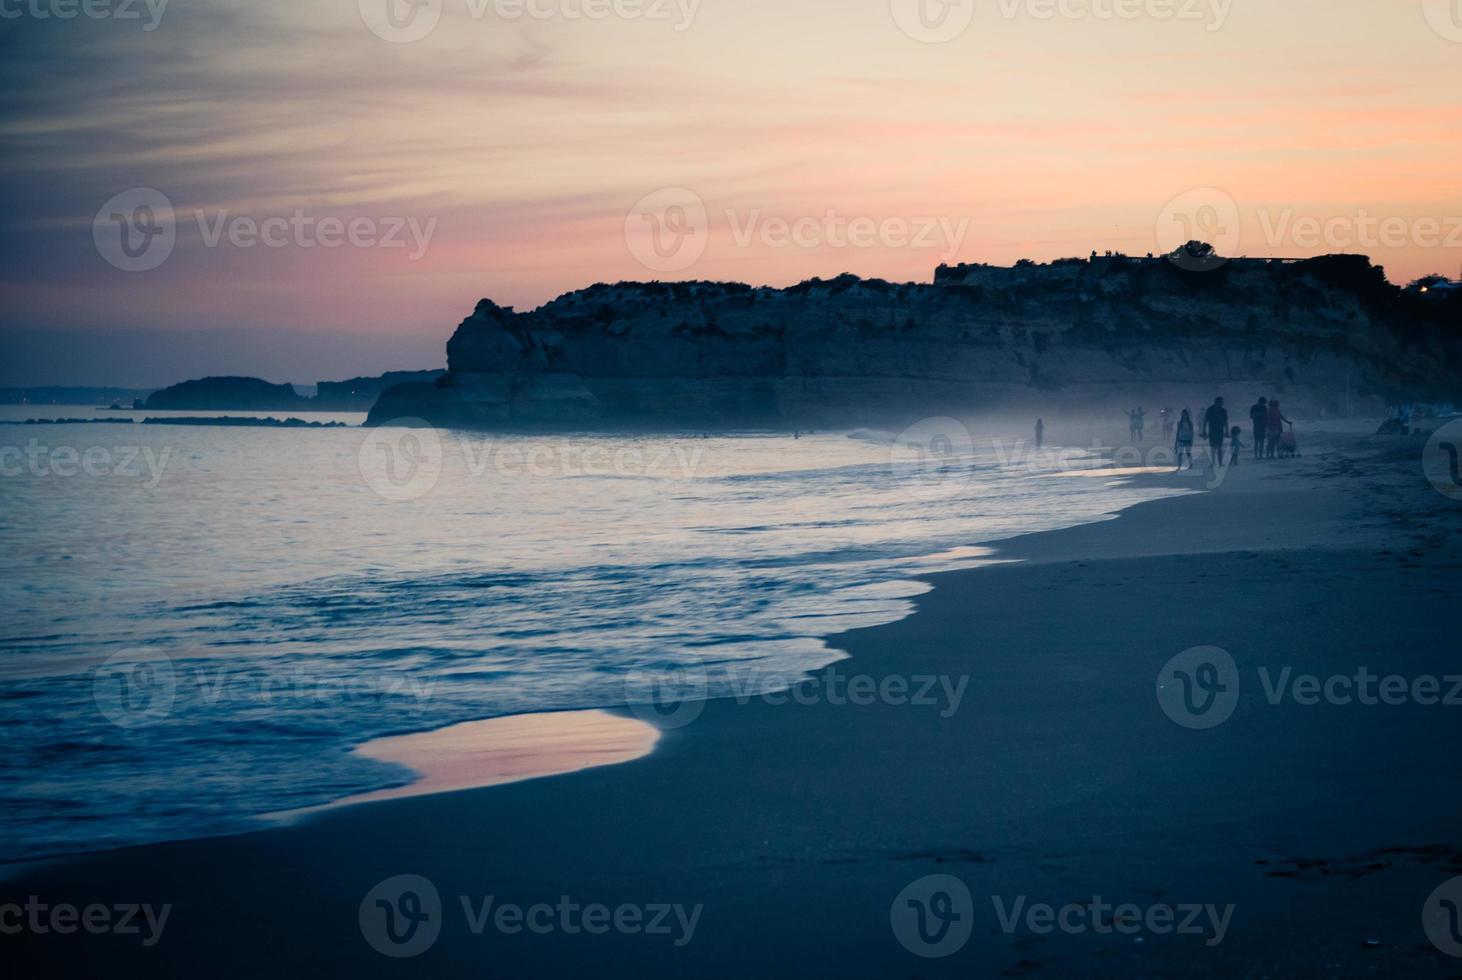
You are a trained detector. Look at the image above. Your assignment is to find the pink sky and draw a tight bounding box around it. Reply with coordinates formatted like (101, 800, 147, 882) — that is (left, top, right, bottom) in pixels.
(3, 0, 1461, 380)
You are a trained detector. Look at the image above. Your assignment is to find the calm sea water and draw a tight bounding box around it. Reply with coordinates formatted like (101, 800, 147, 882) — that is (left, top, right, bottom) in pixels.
(0, 406, 1184, 864)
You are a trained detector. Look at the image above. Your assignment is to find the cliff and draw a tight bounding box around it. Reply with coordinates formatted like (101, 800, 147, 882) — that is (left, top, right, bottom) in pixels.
(367, 251, 1462, 430)
(313, 370, 444, 410)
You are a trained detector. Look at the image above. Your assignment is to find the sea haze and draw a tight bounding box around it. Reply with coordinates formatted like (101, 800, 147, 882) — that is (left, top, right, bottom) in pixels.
(0, 408, 1187, 863)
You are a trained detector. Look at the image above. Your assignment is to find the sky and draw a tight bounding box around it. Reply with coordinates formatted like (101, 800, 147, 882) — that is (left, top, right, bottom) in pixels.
(1, 0, 1460, 386)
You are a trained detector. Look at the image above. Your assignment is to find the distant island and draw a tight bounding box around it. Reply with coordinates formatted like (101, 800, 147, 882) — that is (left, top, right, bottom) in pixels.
(366, 246, 1462, 430)
(141, 370, 444, 412)
(143, 377, 307, 412)
(0, 386, 154, 407)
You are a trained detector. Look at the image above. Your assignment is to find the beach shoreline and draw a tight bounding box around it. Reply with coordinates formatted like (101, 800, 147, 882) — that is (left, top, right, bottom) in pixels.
(7, 422, 1462, 977)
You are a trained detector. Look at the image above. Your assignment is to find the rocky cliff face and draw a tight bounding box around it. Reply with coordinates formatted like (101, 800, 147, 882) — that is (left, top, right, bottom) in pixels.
(313, 370, 444, 410)
(367, 253, 1461, 430)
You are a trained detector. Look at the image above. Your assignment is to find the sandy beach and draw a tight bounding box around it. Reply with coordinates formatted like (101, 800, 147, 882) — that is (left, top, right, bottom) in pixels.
(7, 423, 1461, 978)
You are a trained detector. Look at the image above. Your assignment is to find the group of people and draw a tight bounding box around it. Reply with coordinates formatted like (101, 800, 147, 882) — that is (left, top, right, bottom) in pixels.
(1171, 396, 1296, 470)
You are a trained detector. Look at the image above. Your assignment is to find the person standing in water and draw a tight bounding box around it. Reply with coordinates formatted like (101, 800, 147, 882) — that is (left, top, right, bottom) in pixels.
(1035, 418, 1045, 450)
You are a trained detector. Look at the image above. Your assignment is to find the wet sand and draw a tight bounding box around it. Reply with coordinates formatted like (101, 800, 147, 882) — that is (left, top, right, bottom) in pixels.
(6, 424, 1462, 978)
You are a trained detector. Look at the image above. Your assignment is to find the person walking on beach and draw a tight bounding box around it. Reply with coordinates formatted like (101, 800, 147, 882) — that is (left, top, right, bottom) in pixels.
(1135, 407, 1146, 442)
(1228, 426, 1243, 466)
(1174, 409, 1195, 470)
(1249, 397, 1268, 460)
(1265, 399, 1292, 459)
(1203, 397, 1228, 466)
(1127, 408, 1140, 442)
(1034, 418, 1045, 450)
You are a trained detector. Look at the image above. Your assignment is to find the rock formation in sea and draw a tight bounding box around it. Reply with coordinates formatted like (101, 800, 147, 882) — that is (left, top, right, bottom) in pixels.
(366, 248, 1462, 430)
(142, 371, 445, 412)
(144, 377, 306, 411)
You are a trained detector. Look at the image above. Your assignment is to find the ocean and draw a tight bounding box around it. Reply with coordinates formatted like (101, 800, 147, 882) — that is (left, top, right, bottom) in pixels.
(0, 407, 1188, 864)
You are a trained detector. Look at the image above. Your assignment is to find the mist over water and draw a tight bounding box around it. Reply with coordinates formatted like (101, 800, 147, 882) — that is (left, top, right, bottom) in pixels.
(0, 408, 1186, 863)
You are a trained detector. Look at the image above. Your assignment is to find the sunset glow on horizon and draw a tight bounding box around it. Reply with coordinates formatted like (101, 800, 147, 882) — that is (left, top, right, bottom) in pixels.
(3, 0, 1461, 383)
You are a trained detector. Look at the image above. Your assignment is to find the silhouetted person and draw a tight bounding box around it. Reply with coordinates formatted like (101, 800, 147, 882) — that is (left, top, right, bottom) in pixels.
(1265, 400, 1291, 458)
(1249, 397, 1268, 460)
(1174, 409, 1195, 470)
(1161, 407, 1174, 440)
(1135, 406, 1146, 441)
(1203, 397, 1228, 466)
(1034, 418, 1045, 450)
(1229, 426, 1243, 466)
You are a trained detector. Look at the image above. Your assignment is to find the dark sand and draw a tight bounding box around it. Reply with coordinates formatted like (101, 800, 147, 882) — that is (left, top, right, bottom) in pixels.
(7, 426, 1462, 978)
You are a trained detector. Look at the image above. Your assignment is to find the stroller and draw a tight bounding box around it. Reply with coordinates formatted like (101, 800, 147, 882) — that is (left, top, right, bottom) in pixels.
(1278, 424, 1299, 458)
